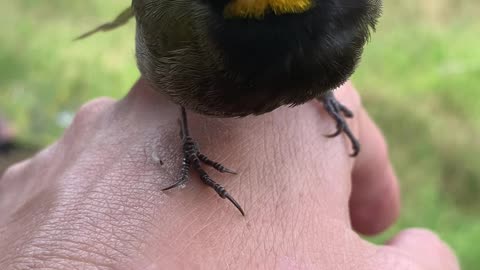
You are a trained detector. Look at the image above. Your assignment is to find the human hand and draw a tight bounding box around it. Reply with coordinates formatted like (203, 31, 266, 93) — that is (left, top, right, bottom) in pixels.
(0, 79, 459, 269)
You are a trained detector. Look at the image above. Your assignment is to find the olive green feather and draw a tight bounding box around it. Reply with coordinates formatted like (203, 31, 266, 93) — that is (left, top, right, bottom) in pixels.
(74, 6, 134, 41)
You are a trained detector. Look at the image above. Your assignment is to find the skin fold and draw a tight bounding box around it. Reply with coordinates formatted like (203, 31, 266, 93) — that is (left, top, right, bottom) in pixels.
(0, 80, 459, 270)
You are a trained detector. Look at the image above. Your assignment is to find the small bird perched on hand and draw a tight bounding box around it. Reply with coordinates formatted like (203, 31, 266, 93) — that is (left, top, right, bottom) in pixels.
(77, 0, 382, 215)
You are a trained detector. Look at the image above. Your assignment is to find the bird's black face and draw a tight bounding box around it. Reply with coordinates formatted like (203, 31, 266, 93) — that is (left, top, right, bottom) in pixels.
(196, 0, 382, 116)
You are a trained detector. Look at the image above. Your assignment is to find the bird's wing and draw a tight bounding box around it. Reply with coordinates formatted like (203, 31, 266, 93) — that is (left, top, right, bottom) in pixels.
(133, 0, 196, 55)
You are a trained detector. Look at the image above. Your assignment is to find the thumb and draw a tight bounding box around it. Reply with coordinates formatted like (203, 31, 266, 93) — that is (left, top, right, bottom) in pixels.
(385, 228, 460, 270)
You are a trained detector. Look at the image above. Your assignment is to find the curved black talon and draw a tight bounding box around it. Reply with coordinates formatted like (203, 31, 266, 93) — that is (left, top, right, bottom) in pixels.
(162, 158, 190, 191)
(325, 118, 344, 138)
(224, 193, 245, 216)
(318, 93, 361, 157)
(163, 107, 244, 216)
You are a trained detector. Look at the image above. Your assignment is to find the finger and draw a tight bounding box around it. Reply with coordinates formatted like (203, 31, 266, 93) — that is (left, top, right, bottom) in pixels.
(349, 107, 400, 235)
(385, 228, 460, 270)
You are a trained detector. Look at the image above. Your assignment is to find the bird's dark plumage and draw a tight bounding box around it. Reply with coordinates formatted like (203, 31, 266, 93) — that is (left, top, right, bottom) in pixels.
(133, 0, 381, 117)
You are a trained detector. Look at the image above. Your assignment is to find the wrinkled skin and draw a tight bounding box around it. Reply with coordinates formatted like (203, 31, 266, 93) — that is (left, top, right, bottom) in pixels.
(0, 80, 459, 269)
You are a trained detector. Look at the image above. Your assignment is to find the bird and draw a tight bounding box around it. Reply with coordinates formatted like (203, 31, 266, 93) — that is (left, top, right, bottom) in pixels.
(76, 0, 382, 216)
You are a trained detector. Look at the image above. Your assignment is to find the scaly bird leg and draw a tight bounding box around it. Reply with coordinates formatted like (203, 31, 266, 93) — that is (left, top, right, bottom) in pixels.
(162, 107, 245, 216)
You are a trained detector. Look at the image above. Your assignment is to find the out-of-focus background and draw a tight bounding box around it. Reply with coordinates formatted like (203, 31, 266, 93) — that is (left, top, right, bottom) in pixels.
(1, 0, 479, 268)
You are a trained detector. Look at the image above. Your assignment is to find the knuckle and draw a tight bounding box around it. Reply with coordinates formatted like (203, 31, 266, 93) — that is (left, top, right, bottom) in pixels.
(75, 97, 115, 122)
(0, 144, 57, 185)
(68, 97, 115, 132)
(1, 159, 31, 182)
(400, 228, 443, 242)
(391, 228, 460, 270)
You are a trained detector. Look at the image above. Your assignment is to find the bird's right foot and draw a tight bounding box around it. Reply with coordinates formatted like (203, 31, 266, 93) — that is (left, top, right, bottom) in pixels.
(318, 92, 361, 157)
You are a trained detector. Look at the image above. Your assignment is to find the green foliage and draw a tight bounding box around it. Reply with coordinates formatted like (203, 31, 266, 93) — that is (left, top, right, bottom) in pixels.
(353, 1, 480, 268)
(0, 0, 479, 268)
(0, 0, 138, 144)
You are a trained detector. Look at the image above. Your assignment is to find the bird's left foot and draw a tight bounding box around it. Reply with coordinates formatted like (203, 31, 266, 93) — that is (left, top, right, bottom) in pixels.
(318, 92, 360, 157)
(162, 107, 245, 216)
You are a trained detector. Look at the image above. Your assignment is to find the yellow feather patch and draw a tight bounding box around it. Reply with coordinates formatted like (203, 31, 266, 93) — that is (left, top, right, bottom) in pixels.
(224, 0, 313, 19)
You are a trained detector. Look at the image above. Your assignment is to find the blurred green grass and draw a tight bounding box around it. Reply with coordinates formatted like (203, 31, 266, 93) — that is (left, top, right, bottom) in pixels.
(1, 0, 479, 268)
